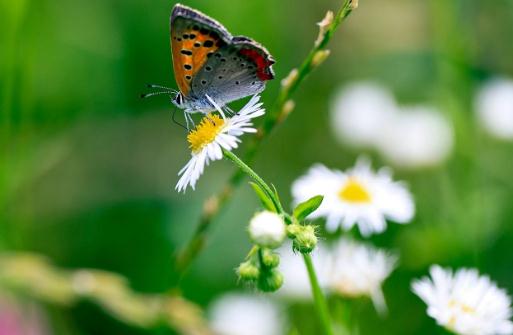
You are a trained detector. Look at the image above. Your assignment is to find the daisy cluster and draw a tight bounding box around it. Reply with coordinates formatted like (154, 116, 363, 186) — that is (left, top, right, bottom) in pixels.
(173, 83, 513, 335)
(271, 158, 408, 313)
(285, 158, 513, 333)
(331, 78, 513, 170)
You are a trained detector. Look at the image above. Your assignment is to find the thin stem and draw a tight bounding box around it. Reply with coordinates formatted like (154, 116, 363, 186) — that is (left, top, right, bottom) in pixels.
(222, 149, 283, 214)
(222, 149, 334, 335)
(303, 253, 334, 335)
(266, 0, 355, 132)
(175, 0, 356, 278)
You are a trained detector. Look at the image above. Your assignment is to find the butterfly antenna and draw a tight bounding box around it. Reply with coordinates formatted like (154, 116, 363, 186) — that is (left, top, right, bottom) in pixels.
(141, 84, 187, 130)
(140, 91, 173, 99)
(141, 83, 179, 99)
(146, 83, 177, 93)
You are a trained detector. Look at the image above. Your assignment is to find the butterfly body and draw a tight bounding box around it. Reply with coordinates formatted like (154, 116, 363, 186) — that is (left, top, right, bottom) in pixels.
(170, 4, 275, 115)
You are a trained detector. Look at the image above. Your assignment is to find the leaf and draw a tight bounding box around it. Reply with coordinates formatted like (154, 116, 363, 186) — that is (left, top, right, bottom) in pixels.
(249, 182, 276, 211)
(293, 195, 324, 221)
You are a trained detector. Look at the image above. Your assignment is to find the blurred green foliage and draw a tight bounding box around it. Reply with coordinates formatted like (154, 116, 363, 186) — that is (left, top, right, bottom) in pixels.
(1, 0, 513, 334)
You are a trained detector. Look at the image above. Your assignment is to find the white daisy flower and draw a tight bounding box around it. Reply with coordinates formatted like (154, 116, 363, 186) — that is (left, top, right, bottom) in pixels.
(475, 78, 513, 140)
(378, 105, 454, 169)
(330, 81, 397, 148)
(412, 265, 513, 335)
(326, 238, 397, 315)
(208, 293, 285, 335)
(291, 158, 415, 236)
(176, 95, 265, 192)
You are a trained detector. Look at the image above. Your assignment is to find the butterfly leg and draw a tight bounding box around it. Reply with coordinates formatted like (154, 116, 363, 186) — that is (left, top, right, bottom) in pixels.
(185, 112, 196, 130)
(171, 109, 188, 130)
(224, 106, 237, 117)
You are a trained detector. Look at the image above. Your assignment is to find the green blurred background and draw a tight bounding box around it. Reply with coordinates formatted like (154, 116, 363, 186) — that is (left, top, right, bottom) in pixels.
(2, 0, 513, 334)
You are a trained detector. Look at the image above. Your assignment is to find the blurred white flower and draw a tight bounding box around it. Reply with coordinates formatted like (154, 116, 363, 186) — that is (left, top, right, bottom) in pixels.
(330, 82, 397, 148)
(330, 82, 454, 169)
(291, 158, 415, 236)
(176, 95, 265, 192)
(277, 243, 330, 300)
(208, 293, 284, 335)
(475, 78, 513, 140)
(412, 265, 513, 335)
(248, 211, 286, 249)
(326, 238, 397, 315)
(377, 106, 453, 168)
(278, 240, 396, 315)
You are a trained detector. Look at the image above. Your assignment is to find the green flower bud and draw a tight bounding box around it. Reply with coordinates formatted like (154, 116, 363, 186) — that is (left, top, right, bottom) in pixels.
(286, 223, 302, 239)
(257, 269, 284, 292)
(248, 211, 286, 249)
(236, 261, 260, 282)
(261, 249, 280, 269)
(292, 225, 318, 254)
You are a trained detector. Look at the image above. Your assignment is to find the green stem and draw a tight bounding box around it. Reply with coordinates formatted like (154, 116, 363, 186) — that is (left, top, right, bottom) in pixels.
(223, 149, 334, 335)
(174, 0, 356, 279)
(222, 149, 283, 214)
(303, 253, 334, 335)
(266, 0, 355, 131)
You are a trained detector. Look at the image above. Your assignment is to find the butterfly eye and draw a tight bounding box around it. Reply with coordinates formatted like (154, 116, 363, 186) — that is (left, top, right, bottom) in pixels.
(174, 93, 184, 106)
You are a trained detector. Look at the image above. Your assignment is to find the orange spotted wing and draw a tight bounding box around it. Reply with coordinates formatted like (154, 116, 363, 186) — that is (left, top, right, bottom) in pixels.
(170, 4, 274, 104)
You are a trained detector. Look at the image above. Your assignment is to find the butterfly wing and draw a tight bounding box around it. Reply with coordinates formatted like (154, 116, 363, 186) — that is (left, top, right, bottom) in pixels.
(170, 4, 231, 96)
(171, 4, 275, 108)
(190, 36, 275, 105)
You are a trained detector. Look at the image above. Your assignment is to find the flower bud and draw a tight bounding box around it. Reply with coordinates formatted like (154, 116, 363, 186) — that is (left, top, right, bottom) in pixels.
(261, 249, 280, 269)
(281, 68, 298, 90)
(312, 50, 331, 67)
(315, 11, 334, 46)
(286, 223, 302, 239)
(258, 269, 284, 292)
(248, 211, 286, 249)
(292, 225, 318, 254)
(236, 261, 260, 282)
(278, 100, 295, 124)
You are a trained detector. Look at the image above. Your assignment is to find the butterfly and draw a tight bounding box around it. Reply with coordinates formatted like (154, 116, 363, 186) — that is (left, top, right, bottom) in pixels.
(144, 3, 275, 128)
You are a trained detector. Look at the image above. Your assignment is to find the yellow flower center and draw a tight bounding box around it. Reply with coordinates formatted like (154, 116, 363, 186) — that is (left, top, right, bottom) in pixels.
(338, 177, 372, 203)
(187, 114, 225, 153)
(447, 299, 476, 329)
(448, 299, 476, 314)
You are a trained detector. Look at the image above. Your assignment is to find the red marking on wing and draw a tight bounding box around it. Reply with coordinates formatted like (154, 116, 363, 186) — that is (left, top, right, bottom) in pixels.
(239, 49, 274, 81)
